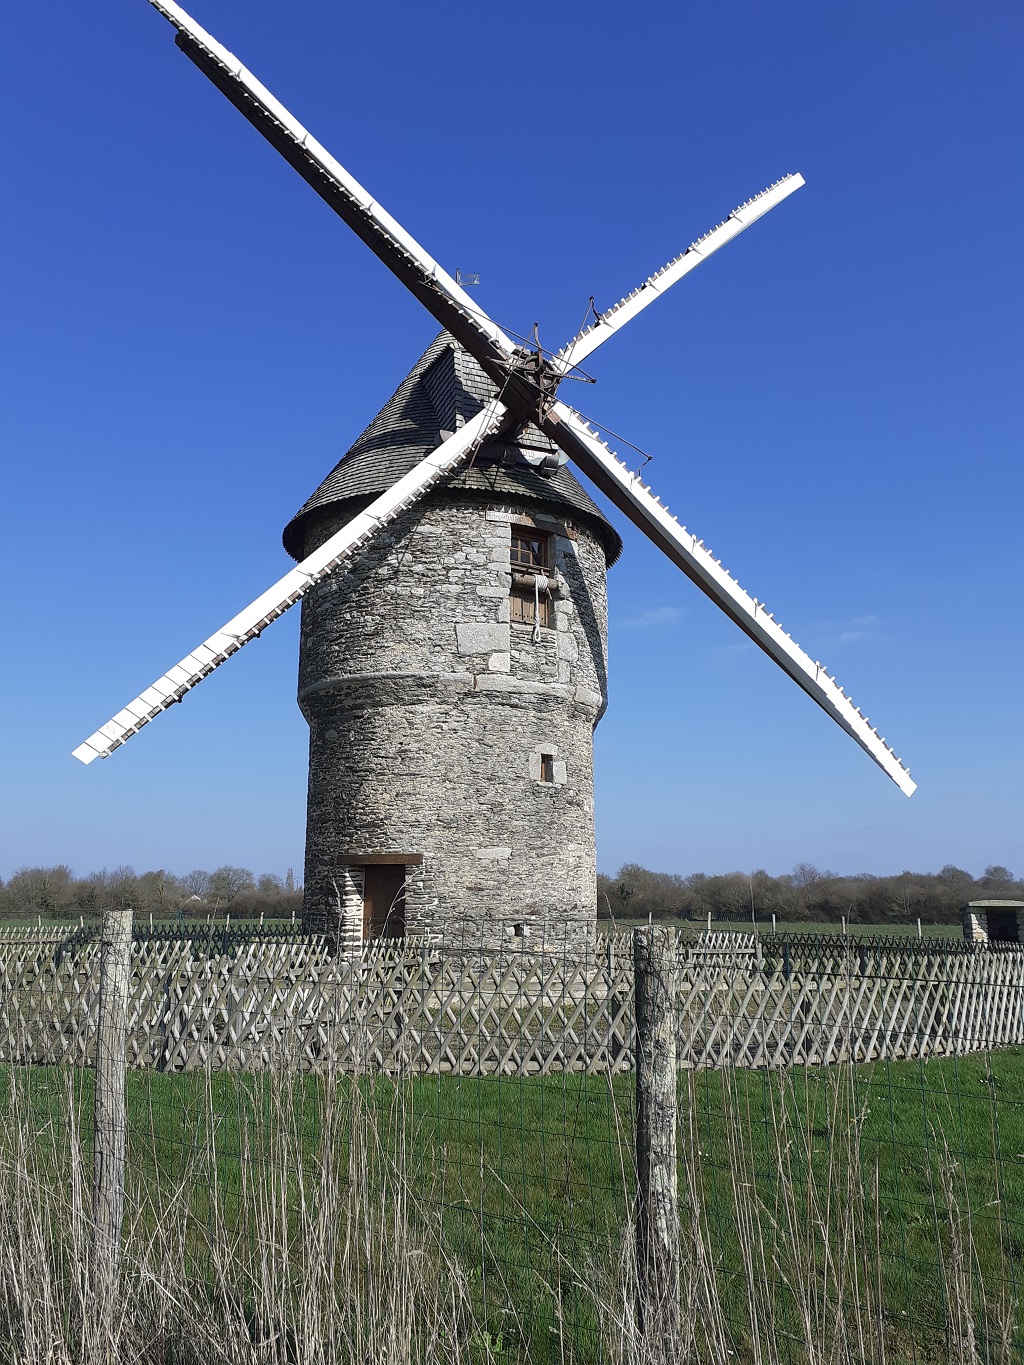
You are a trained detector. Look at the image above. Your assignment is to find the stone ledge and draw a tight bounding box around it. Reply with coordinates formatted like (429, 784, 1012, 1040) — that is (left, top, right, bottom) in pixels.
(301, 672, 605, 713)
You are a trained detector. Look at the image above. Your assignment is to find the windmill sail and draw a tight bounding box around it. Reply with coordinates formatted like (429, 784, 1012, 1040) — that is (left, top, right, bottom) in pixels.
(552, 175, 804, 376)
(542, 401, 916, 795)
(73, 405, 504, 764)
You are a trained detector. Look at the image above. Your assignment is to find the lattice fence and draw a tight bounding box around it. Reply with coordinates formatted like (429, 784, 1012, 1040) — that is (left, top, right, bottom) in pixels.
(1, 924, 1021, 1073)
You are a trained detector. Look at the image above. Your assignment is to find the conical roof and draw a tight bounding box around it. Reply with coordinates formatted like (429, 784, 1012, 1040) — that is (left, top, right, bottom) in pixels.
(282, 333, 622, 564)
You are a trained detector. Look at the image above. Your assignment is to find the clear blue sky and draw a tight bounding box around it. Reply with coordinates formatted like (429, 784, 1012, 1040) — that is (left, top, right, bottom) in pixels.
(2, 1, 1020, 884)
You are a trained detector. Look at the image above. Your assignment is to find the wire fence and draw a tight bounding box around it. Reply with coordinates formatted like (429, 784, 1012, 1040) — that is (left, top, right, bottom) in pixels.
(0, 916, 1021, 1363)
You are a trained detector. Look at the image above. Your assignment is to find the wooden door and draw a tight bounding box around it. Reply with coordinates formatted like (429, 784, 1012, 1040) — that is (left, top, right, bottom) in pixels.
(362, 864, 406, 940)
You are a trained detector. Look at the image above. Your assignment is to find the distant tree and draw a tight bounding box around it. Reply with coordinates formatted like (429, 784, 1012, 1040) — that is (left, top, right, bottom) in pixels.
(884, 871, 918, 922)
(750, 868, 797, 922)
(602, 864, 691, 921)
(284, 868, 296, 894)
(703, 873, 750, 921)
(613, 863, 644, 910)
(182, 869, 212, 899)
(208, 866, 256, 905)
(257, 873, 284, 897)
(4, 865, 76, 918)
(107, 865, 139, 910)
(74, 873, 107, 914)
(792, 863, 822, 889)
(982, 865, 1015, 887)
(136, 869, 184, 915)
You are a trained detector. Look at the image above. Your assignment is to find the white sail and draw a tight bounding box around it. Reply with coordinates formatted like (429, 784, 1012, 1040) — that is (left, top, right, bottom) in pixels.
(551, 175, 804, 375)
(542, 401, 916, 796)
(73, 405, 504, 763)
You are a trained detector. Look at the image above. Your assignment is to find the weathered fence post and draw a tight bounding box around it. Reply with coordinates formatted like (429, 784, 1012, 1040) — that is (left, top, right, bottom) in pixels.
(634, 924, 680, 1360)
(89, 906, 133, 1344)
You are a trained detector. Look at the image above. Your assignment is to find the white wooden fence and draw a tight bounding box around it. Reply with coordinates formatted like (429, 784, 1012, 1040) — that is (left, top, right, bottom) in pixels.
(0, 924, 1021, 1074)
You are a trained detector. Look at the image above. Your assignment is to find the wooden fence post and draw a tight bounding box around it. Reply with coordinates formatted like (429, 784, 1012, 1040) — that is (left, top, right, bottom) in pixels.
(89, 907, 133, 1343)
(634, 924, 680, 1359)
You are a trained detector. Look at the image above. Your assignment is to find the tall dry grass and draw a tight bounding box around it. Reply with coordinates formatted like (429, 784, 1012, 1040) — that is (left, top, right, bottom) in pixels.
(0, 1055, 1017, 1364)
(589, 1060, 1018, 1365)
(0, 1062, 497, 1365)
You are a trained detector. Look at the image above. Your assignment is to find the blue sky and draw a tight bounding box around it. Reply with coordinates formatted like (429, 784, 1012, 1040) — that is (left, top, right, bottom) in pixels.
(2, 1, 1020, 884)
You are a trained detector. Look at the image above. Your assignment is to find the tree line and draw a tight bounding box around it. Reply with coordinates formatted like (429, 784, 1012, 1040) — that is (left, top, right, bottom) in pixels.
(0, 865, 302, 923)
(3, 860, 1020, 928)
(597, 863, 1022, 927)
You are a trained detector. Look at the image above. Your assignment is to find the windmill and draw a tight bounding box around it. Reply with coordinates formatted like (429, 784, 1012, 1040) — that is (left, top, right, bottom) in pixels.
(74, 1, 916, 947)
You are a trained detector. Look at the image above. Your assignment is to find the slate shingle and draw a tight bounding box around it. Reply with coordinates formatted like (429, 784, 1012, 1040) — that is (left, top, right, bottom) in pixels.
(282, 333, 623, 565)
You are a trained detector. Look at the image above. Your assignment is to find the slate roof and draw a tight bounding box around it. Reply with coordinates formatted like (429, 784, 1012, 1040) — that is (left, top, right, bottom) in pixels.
(282, 333, 623, 565)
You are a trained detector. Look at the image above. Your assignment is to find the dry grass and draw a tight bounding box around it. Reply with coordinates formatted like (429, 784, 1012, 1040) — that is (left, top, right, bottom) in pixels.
(589, 1061, 1019, 1365)
(0, 1054, 1018, 1364)
(0, 1062, 497, 1365)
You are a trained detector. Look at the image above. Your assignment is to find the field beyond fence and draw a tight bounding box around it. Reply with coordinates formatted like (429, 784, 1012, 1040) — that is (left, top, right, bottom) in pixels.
(0, 920, 1021, 1364)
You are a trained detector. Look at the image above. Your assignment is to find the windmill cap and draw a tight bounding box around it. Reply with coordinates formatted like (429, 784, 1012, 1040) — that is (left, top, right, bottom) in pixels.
(282, 333, 623, 565)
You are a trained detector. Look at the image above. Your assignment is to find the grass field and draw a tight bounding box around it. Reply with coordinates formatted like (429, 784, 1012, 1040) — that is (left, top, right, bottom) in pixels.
(2, 1047, 1021, 1363)
(607, 918, 964, 939)
(0, 915, 965, 938)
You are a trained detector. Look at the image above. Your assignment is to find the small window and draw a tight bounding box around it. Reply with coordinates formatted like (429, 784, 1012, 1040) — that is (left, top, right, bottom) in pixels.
(511, 530, 548, 571)
(539, 752, 555, 783)
(510, 527, 551, 627)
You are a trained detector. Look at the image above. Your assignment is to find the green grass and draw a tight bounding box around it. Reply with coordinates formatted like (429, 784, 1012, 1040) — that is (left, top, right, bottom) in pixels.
(399, 1055, 1024, 1360)
(6, 1048, 1022, 1363)
(606, 918, 964, 939)
(687, 1054, 1024, 1350)
(1, 915, 965, 938)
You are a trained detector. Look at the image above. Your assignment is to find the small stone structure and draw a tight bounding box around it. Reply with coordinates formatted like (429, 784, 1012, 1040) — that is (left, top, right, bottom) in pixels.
(284, 334, 621, 949)
(962, 900, 1024, 945)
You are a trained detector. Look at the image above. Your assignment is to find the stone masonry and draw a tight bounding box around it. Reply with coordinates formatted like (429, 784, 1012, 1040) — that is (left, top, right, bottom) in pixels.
(298, 496, 610, 947)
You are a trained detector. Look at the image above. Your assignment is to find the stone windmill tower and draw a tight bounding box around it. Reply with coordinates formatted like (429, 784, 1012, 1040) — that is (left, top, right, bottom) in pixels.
(284, 334, 621, 946)
(75, 2, 918, 949)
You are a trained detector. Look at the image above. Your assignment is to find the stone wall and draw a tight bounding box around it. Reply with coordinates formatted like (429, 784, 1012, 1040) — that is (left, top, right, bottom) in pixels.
(298, 490, 610, 948)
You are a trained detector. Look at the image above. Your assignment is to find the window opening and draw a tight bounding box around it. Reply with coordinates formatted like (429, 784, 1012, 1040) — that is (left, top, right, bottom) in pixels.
(539, 752, 555, 783)
(510, 528, 551, 628)
(511, 530, 548, 571)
